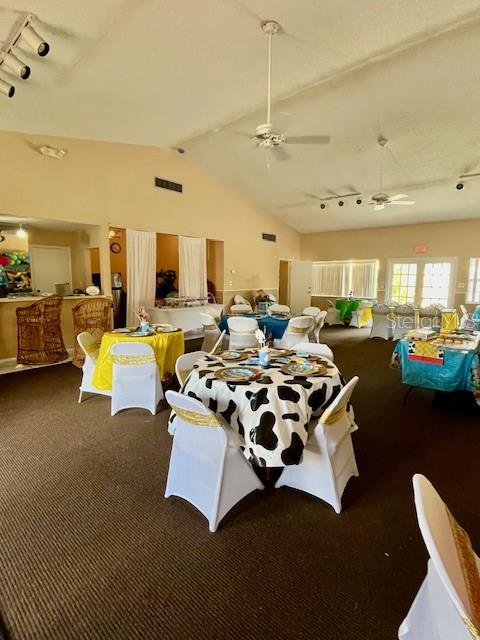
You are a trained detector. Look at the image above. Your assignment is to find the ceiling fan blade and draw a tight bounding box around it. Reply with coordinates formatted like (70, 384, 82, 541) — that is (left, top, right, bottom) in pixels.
(388, 200, 415, 206)
(388, 193, 409, 201)
(285, 135, 330, 145)
(272, 146, 290, 162)
(374, 204, 385, 211)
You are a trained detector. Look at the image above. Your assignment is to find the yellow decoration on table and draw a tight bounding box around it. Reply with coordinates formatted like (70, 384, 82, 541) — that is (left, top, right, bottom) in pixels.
(357, 307, 372, 327)
(441, 309, 459, 332)
(92, 330, 184, 390)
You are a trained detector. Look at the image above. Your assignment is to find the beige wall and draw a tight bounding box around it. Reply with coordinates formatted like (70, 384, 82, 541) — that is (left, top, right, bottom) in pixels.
(1, 130, 301, 300)
(301, 219, 480, 309)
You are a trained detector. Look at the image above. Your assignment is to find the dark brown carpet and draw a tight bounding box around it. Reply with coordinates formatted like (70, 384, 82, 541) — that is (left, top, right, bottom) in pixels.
(0, 328, 479, 640)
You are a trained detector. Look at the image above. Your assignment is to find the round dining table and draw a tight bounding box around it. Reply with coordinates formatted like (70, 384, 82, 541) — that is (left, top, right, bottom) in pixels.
(92, 330, 185, 390)
(175, 354, 356, 467)
(218, 313, 289, 340)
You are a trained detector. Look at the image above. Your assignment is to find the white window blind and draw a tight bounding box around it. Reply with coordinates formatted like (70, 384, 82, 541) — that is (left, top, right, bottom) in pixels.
(467, 258, 480, 304)
(312, 260, 378, 298)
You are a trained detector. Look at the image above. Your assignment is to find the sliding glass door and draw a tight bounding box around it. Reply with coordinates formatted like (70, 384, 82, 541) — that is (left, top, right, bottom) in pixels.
(387, 258, 456, 307)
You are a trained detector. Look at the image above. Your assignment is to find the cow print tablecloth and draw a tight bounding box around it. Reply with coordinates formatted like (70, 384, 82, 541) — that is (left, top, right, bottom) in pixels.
(172, 357, 356, 467)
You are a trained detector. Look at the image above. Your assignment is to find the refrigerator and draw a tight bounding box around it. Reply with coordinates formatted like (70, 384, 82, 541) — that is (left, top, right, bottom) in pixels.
(111, 272, 126, 328)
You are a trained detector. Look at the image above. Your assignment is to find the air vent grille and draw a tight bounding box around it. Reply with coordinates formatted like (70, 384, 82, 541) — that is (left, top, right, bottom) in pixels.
(154, 177, 183, 193)
(262, 233, 277, 242)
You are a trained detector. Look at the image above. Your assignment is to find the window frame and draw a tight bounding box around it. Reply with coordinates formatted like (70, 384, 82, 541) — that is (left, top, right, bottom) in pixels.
(386, 257, 457, 307)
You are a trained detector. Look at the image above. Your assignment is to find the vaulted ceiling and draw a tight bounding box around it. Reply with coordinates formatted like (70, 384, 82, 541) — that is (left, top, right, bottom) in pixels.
(2, 0, 480, 232)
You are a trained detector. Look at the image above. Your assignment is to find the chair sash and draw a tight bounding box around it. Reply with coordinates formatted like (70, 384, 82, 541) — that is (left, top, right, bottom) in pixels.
(322, 405, 346, 425)
(230, 328, 256, 335)
(111, 353, 156, 365)
(170, 404, 222, 427)
(203, 323, 218, 331)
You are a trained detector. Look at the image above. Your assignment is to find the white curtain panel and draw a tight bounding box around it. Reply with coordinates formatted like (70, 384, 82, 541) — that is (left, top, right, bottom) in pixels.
(179, 236, 207, 298)
(126, 229, 157, 326)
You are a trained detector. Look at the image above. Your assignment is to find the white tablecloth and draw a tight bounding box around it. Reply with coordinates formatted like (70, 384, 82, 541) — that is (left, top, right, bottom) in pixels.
(174, 356, 356, 467)
(147, 305, 223, 333)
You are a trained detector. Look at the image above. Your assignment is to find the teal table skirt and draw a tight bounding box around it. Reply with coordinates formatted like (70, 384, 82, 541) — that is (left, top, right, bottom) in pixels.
(219, 314, 289, 340)
(335, 299, 361, 321)
(393, 340, 480, 393)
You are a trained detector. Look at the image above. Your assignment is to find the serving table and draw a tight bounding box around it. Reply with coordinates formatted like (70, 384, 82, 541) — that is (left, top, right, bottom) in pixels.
(176, 353, 356, 467)
(147, 304, 223, 334)
(92, 330, 184, 390)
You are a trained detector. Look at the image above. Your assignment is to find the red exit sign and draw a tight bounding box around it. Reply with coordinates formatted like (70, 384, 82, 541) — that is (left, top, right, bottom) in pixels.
(415, 244, 427, 254)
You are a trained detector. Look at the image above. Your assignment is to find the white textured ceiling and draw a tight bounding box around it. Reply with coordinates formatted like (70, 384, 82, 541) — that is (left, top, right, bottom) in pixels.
(2, 1, 480, 231)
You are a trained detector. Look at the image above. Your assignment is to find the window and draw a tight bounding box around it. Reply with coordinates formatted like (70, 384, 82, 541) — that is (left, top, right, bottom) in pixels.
(467, 258, 480, 304)
(387, 258, 456, 307)
(312, 260, 378, 298)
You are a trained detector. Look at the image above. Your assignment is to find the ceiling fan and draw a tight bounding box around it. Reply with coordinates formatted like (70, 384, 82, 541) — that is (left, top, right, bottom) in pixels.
(249, 20, 330, 163)
(370, 138, 415, 211)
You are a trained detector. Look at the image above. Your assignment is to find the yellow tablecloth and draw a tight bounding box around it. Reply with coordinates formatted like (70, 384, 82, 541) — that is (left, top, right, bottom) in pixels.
(92, 330, 185, 390)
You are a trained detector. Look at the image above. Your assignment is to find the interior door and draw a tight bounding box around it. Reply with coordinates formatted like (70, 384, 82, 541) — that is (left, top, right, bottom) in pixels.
(289, 260, 312, 314)
(30, 245, 72, 294)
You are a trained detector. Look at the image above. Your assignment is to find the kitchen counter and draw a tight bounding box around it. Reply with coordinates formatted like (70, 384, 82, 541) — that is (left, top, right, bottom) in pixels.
(0, 294, 107, 303)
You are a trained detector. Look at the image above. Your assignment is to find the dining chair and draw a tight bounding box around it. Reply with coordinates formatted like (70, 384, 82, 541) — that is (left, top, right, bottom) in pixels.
(230, 303, 253, 314)
(164, 390, 264, 532)
(349, 300, 373, 329)
(233, 294, 251, 305)
(227, 316, 259, 349)
(175, 350, 209, 386)
(200, 312, 221, 352)
(393, 304, 417, 340)
(325, 300, 343, 326)
(274, 315, 313, 348)
(110, 342, 163, 416)
(267, 303, 290, 315)
(398, 474, 479, 640)
(275, 376, 359, 513)
(370, 303, 394, 340)
(291, 341, 334, 362)
(418, 305, 442, 330)
(76, 331, 111, 403)
(302, 306, 322, 341)
(16, 295, 68, 365)
(72, 298, 113, 368)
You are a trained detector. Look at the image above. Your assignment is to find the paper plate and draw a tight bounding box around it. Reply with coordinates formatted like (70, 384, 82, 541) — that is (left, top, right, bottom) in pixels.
(281, 362, 327, 377)
(214, 367, 261, 382)
(86, 285, 100, 296)
(219, 350, 247, 361)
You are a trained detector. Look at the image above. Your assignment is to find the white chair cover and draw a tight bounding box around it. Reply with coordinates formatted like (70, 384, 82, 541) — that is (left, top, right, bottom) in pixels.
(398, 474, 479, 639)
(370, 303, 394, 340)
(268, 303, 290, 315)
(230, 303, 253, 314)
(393, 304, 417, 340)
(200, 312, 221, 352)
(234, 295, 249, 305)
(274, 315, 314, 348)
(325, 301, 343, 326)
(303, 306, 322, 341)
(292, 341, 334, 362)
(350, 301, 374, 329)
(175, 350, 209, 386)
(227, 316, 259, 349)
(276, 376, 359, 513)
(459, 305, 476, 331)
(418, 306, 442, 330)
(77, 332, 111, 402)
(110, 342, 163, 416)
(165, 391, 264, 532)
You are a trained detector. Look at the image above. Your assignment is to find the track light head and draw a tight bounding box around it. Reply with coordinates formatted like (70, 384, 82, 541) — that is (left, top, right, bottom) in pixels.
(2, 51, 30, 79)
(21, 23, 50, 57)
(320, 203, 326, 210)
(0, 78, 15, 98)
(338, 200, 344, 207)
(356, 198, 362, 205)
(456, 183, 464, 190)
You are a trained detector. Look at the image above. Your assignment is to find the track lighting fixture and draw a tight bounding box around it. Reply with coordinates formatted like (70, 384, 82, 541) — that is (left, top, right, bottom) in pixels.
(3, 51, 30, 79)
(20, 22, 50, 57)
(0, 78, 15, 97)
(356, 199, 362, 205)
(456, 183, 464, 190)
(338, 200, 344, 207)
(320, 203, 326, 210)
(0, 14, 50, 98)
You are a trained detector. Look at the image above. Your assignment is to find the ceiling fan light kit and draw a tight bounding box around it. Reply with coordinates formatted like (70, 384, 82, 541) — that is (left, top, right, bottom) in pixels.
(369, 137, 415, 211)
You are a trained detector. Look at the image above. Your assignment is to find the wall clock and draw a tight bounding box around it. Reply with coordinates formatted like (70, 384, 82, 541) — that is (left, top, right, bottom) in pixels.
(110, 242, 121, 254)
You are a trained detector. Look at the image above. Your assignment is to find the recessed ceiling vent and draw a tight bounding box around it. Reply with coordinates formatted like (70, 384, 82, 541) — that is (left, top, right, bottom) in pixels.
(154, 177, 183, 193)
(262, 233, 276, 242)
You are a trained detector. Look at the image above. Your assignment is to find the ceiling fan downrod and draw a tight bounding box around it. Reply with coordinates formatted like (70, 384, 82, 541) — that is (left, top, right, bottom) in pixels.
(261, 20, 280, 127)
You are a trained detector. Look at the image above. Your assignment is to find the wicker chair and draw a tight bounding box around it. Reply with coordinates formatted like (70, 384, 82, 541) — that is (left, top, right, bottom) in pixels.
(16, 295, 68, 365)
(72, 298, 113, 368)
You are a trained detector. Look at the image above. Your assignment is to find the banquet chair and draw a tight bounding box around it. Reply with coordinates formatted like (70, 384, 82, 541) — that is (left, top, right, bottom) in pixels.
(268, 303, 290, 315)
(393, 304, 417, 341)
(291, 341, 334, 362)
(370, 303, 394, 340)
(459, 305, 476, 331)
(274, 316, 314, 348)
(110, 342, 163, 416)
(175, 351, 209, 386)
(230, 303, 253, 314)
(234, 294, 250, 305)
(276, 376, 359, 513)
(76, 332, 111, 403)
(228, 316, 258, 349)
(164, 390, 264, 532)
(398, 474, 479, 640)
(325, 300, 343, 326)
(349, 301, 373, 329)
(200, 312, 221, 352)
(418, 306, 442, 330)
(303, 306, 321, 341)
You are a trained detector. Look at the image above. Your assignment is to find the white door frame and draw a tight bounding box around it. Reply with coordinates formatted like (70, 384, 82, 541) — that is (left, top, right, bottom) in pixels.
(386, 257, 457, 307)
(29, 244, 73, 293)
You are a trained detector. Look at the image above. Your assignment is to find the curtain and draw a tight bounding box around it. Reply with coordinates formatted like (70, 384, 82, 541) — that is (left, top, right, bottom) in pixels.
(179, 236, 207, 298)
(350, 261, 378, 298)
(126, 229, 156, 326)
(312, 260, 378, 297)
